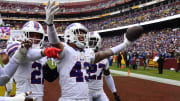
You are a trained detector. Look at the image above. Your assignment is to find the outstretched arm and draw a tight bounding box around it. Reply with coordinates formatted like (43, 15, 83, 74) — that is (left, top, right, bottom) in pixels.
(94, 34, 130, 63)
(0, 40, 32, 86)
(26, 47, 61, 61)
(18, 40, 61, 61)
(94, 26, 143, 63)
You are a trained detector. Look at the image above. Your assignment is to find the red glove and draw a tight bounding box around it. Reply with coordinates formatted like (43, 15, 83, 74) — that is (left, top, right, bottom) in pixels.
(44, 47, 61, 59)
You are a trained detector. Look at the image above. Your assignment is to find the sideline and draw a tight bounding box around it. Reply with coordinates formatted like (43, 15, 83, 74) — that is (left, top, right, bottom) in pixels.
(110, 69, 180, 86)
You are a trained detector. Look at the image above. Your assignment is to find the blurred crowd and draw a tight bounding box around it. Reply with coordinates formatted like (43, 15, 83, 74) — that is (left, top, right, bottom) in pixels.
(60, 0, 119, 13)
(102, 28, 180, 59)
(55, 1, 179, 33)
(1, 1, 179, 34)
(84, 1, 179, 31)
(0, 0, 120, 13)
(29, 1, 179, 34)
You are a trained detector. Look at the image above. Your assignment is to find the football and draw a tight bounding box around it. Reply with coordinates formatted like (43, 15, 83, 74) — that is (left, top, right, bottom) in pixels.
(126, 26, 143, 41)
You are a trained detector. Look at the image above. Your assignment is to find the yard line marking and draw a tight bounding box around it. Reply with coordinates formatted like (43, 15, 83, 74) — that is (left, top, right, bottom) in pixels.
(110, 69, 180, 86)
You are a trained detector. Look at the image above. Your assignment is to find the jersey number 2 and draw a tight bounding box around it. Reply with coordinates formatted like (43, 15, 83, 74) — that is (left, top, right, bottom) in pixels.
(88, 64, 105, 80)
(31, 62, 43, 84)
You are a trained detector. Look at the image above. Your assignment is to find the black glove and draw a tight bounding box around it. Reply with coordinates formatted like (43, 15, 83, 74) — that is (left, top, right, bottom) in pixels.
(113, 92, 121, 101)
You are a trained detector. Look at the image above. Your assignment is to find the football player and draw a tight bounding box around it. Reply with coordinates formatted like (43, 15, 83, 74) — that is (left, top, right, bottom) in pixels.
(5, 21, 61, 101)
(87, 32, 120, 101)
(0, 41, 38, 101)
(44, 0, 142, 101)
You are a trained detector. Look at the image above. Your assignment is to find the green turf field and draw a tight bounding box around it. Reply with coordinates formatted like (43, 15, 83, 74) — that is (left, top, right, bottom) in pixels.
(110, 63, 180, 81)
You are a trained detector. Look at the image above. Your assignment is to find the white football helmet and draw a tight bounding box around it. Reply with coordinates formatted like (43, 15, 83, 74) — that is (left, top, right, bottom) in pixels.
(64, 23, 89, 49)
(22, 21, 45, 48)
(88, 32, 102, 51)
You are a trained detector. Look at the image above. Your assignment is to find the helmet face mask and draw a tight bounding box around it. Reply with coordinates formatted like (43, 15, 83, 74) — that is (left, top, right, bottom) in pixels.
(88, 32, 102, 51)
(22, 21, 45, 48)
(25, 32, 43, 44)
(64, 23, 89, 49)
(89, 37, 98, 48)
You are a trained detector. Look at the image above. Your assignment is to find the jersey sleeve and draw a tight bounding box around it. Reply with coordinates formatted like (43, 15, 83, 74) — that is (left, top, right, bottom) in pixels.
(0, 66, 9, 86)
(26, 48, 43, 61)
(104, 59, 109, 70)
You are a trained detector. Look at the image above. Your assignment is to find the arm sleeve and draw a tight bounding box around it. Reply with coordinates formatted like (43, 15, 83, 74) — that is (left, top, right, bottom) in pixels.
(26, 48, 43, 61)
(0, 57, 18, 86)
(47, 25, 60, 44)
(110, 42, 127, 54)
(105, 59, 109, 70)
(105, 74, 117, 93)
(43, 64, 59, 82)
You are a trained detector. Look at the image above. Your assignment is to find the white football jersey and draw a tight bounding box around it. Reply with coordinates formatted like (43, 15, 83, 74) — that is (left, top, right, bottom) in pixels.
(13, 55, 47, 97)
(56, 43, 95, 99)
(88, 58, 109, 90)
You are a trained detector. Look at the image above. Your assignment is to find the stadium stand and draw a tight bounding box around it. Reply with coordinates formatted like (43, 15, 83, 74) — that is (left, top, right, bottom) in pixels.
(0, 0, 179, 68)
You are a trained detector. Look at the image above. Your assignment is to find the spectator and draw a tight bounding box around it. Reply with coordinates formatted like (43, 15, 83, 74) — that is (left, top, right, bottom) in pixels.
(126, 52, 131, 68)
(117, 52, 122, 68)
(176, 53, 180, 72)
(157, 54, 165, 74)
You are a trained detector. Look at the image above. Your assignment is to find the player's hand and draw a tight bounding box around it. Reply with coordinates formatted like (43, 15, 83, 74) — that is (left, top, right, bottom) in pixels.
(45, 0, 59, 25)
(20, 40, 32, 55)
(125, 26, 143, 42)
(113, 93, 121, 101)
(13, 40, 32, 63)
(43, 47, 61, 59)
(9, 91, 37, 101)
(21, 40, 32, 50)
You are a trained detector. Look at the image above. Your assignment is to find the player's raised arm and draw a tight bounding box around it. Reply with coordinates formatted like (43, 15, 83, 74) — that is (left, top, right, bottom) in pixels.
(22, 40, 61, 60)
(0, 40, 32, 86)
(45, 0, 64, 49)
(94, 26, 143, 63)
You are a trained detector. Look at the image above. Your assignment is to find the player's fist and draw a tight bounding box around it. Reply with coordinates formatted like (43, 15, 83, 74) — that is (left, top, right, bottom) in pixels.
(19, 40, 32, 55)
(126, 26, 143, 42)
(44, 47, 61, 59)
(21, 40, 32, 50)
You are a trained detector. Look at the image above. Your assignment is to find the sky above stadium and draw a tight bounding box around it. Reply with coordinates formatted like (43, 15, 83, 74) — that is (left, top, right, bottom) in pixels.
(1, 0, 91, 3)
